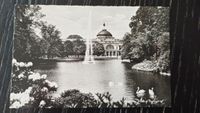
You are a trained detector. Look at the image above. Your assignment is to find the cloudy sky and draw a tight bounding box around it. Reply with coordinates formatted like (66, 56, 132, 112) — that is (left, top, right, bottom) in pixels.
(39, 6, 139, 40)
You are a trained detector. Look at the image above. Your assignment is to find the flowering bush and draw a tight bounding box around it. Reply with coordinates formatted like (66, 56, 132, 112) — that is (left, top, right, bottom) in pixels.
(10, 87, 34, 108)
(10, 59, 58, 108)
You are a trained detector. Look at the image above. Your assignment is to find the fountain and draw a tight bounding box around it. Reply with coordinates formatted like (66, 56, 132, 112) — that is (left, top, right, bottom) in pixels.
(83, 11, 95, 64)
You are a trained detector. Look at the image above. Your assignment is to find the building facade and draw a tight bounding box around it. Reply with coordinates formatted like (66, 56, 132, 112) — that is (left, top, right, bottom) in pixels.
(65, 24, 123, 57)
(93, 26, 122, 57)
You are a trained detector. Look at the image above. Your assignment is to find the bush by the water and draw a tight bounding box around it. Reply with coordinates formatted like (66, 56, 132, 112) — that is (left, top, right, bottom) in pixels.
(132, 60, 158, 72)
(121, 7, 170, 73)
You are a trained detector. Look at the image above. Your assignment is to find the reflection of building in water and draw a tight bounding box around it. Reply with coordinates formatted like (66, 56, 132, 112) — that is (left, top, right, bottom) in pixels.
(93, 23, 122, 57)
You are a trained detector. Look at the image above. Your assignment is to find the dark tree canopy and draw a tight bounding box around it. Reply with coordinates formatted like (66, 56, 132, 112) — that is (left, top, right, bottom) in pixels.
(67, 35, 83, 40)
(122, 7, 170, 72)
(14, 5, 44, 61)
(93, 42, 105, 56)
(40, 23, 63, 59)
(72, 39, 86, 56)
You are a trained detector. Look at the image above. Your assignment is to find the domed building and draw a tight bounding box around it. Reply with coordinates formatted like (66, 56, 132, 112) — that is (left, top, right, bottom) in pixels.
(93, 24, 122, 57)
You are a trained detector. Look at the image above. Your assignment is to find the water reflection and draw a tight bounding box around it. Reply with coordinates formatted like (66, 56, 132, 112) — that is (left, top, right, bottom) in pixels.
(34, 59, 171, 106)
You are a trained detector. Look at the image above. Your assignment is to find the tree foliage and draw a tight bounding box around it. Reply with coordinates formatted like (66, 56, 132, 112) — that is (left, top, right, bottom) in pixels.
(63, 40, 74, 57)
(93, 42, 105, 56)
(67, 35, 83, 40)
(63, 38, 86, 57)
(122, 7, 170, 72)
(40, 23, 63, 59)
(72, 39, 86, 57)
(14, 5, 65, 61)
(14, 5, 44, 61)
(14, 5, 105, 60)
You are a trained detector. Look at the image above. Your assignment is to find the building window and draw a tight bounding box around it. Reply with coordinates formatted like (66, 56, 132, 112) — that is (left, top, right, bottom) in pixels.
(106, 45, 114, 50)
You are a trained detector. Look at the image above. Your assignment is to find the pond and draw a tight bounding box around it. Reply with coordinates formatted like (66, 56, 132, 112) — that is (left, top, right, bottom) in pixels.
(34, 59, 171, 106)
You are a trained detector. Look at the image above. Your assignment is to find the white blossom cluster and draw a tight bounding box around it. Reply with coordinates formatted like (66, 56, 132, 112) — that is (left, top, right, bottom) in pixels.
(39, 100, 46, 108)
(41, 87, 49, 92)
(11, 59, 58, 108)
(12, 59, 33, 68)
(17, 72, 25, 79)
(28, 72, 47, 81)
(44, 80, 58, 89)
(10, 87, 34, 108)
(13, 71, 47, 81)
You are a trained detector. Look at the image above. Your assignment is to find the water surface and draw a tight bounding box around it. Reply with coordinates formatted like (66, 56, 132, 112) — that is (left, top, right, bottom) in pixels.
(35, 59, 171, 106)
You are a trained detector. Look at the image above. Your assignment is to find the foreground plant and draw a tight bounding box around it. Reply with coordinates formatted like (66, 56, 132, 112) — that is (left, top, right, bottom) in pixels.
(10, 59, 58, 108)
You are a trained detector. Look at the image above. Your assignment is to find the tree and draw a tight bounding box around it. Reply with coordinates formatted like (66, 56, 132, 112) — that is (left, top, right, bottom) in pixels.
(67, 35, 83, 40)
(72, 39, 86, 57)
(40, 23, 63, 59)
(157, 32, 170, 72)
(158, 50, 170, 72)
(64, 35, 86, 57)
(14, 5, 44, 61)
(121, 32, 133, 59)
(38, 38, 50, 58)
(93, 42, 105, 56)
(63, 40, 74, 57)
(157, 32, 170, 55)
(122, 7, 169, 64)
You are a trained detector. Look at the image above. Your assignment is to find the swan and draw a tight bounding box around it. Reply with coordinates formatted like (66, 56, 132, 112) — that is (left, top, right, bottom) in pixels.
(136, 87, 145, 99)
(148, 87, 155, 99)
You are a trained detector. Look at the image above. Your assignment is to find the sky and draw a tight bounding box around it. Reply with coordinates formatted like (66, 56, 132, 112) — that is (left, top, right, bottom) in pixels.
(38, 6, 139, 40)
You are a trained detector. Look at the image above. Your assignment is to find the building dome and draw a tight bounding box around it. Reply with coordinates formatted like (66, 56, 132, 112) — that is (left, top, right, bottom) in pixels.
(97, 29, 112, 37)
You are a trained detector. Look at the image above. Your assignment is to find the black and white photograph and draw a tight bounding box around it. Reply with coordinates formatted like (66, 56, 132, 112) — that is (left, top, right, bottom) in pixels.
(11, 5, 170, 108)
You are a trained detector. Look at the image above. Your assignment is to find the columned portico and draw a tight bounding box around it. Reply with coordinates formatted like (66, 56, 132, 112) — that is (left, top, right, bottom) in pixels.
(104, 50, 121, 57)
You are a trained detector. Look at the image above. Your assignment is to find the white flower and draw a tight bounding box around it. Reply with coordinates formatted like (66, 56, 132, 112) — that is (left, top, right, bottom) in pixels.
(26, 62, 33, 67)
(25, 87, 32, 93)
(44, 80, 51, 84)
(44, 80, 58, 88)
(49, 82, 58, 88)
(18, 73, 24, 79)
(39, 100, 46, 108)
(41, 74, 47, 79)
(10, 92, 22, 101)
(12, 59, 17, 65)
(19, 62, 25, 67)
(28, 73, 41, 81)
(10, 101, 22, 108)
(29, 97, 34, 101)
(41, 87, 49, 92)
(10, 87, 33, 108)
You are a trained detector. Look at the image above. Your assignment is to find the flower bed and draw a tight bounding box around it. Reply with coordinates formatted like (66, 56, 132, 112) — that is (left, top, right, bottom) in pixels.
(132, 60, 158, 72)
